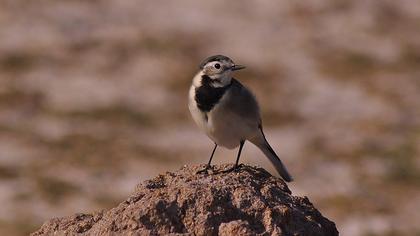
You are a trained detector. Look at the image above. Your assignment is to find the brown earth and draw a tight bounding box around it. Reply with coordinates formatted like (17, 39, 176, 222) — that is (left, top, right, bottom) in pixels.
(1, 1, 420, 235)
(32, 164, 338, 236)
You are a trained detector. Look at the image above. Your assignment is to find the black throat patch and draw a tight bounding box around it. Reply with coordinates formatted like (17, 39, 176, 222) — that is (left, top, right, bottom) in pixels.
(195, 75, 231, 113)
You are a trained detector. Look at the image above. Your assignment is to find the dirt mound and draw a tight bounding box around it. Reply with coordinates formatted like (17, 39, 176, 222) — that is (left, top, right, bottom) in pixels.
(32, 164, 338, 235)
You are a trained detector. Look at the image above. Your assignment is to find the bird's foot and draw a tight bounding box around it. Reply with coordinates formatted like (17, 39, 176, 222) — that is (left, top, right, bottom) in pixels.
(196, 165, 213, 174)
(222, 163, 244, 173)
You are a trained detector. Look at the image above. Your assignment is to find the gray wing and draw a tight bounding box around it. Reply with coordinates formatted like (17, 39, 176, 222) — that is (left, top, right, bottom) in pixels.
(223, 79, 261, 126)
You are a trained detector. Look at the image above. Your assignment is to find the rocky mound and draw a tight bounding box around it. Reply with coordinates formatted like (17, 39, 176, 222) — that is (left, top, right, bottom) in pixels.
(32, 164, 338, 235)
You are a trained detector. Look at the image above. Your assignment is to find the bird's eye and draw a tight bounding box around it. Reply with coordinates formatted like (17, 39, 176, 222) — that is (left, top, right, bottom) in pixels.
(214, 63, 221, 69)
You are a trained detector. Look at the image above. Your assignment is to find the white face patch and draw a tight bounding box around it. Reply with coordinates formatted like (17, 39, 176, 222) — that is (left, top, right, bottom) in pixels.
(202, 60, 234, 87)
(203, 61, 223, 75)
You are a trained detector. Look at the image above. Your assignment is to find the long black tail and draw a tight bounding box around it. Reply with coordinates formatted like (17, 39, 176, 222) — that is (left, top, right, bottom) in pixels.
(250, 128, 293, 182)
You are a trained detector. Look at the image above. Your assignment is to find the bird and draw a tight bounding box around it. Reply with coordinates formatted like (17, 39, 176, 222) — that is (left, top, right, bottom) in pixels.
(188, 55, 293, 182)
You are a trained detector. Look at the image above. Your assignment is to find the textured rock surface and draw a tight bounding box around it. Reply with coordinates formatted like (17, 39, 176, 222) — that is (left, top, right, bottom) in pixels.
(32, 165, 338, 235)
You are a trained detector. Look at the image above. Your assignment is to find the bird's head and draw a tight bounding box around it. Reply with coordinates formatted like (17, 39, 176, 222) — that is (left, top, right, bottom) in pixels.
(198, 55, 245, 87)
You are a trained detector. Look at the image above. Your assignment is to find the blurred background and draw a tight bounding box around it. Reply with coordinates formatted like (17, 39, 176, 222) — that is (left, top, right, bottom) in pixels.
(0, 0, 419, 235)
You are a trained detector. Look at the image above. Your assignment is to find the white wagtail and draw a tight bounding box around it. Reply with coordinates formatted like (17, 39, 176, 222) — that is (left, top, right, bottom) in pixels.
(188, 55, 293, 182)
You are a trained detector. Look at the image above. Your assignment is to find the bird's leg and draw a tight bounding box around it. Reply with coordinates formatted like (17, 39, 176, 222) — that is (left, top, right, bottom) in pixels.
(223, 140, 245, 173)
(197, 143, 218, 174)
(234, 140, 245, 168)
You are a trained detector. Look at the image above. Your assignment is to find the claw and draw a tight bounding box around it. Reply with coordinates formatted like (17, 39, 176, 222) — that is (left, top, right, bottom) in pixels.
(196, 168, 208, 174)
(222, 164, 243, 173)
(196, 165, 212, 174)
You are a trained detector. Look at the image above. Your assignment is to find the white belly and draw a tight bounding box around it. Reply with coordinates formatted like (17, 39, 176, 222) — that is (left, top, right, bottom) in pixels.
(207, 103, 258, 149)
(189, 85, 258, 149)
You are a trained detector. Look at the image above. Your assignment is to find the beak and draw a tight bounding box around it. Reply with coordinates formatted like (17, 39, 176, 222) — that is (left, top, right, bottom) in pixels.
(231, 64, 246, 71)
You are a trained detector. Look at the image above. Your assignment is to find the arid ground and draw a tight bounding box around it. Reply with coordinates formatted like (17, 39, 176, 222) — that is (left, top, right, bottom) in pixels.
(0, 0, 419, 235)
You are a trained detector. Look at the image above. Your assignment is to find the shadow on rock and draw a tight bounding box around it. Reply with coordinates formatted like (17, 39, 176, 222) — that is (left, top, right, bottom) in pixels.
(32, 164, 338, 236)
